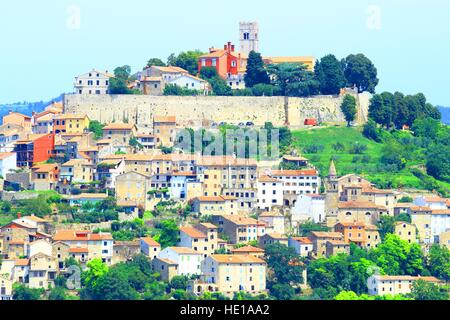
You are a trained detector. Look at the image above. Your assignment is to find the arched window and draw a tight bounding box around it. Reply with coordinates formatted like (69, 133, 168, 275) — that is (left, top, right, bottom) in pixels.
(365, 212, 371, 216)
(346, 212, 352, 216)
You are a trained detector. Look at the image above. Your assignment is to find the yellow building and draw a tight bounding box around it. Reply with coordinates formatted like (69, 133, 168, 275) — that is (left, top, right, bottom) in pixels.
(60, 159, 94, 184)
(153, 116, 177, 147)
(192, 196, 237, 216)
(54, 114, 90, 134)
(115, 171, 151, 211)
(410, 206, 432, 244)
(394, 221, 417, 244)
(201, 254, 267, 296)
(199, 169, 222, 197)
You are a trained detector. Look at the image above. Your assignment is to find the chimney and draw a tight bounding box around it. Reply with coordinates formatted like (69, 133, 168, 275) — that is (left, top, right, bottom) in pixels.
(18, 212, 21, 219)
(231, 44, 235, 52)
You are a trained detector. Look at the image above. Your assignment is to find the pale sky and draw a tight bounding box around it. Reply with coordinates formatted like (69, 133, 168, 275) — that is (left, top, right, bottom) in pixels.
(0, 0, 449, 105)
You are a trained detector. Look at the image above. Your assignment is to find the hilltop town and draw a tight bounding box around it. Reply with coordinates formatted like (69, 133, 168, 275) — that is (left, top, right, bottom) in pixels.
(0, 22, 449, 301)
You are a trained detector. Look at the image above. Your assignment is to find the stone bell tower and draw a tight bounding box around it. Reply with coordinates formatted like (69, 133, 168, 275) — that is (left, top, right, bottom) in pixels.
(239, 21, 259, 56)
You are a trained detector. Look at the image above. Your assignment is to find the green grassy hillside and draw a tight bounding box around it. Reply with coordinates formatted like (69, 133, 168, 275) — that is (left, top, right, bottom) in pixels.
(291, 126, 450, 194)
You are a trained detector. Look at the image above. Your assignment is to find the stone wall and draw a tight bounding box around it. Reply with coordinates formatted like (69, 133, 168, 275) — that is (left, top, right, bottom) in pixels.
(64, 93, 370, 128)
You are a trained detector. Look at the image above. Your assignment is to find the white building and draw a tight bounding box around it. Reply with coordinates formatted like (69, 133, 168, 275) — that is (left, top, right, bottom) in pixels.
(169, 173, 197, 200)
(256, 176, 284, 211)
(267, 169, 321, 202)
(158, 247, 203, 277)
(139, 237, 161, 260)
(167, 74, 209, 94)
(367, 275, 441, 296)
(288, 237, 314, 257)
(414, 196, 447, 210)
(258, 212, 285, 235)
(74, 69, 113, 95)
(27, 239, 52, 258)
(430, 210, 450, 242)
(291, 194, 326, 225)
(0, 152, 17, 177)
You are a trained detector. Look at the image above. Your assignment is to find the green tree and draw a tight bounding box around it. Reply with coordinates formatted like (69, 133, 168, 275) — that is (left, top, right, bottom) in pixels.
(298, 221, 329, 236)
(48, 286, 68, 300)
(13, 284, 44, 300)
(265, 243, 304, 286)
(169, 276, 189, 290)
(425, 143, 450, 182)
(340, 94, 357, 126)
(409, 280, 449, 300)
(343, 53, 379, 93)
(109, 65, 137, 95)
(244, 51, 270, 87)
(88, 120, 105, 140)
(369, 234, 424, 276)
(146, 58, 166, 68)
(267, 63, 319, 97)
(82, 258, 109, 291)
(155, 219, 179, 248)
(334, 291, 373, 300)
(315, 54, 346, 95)
(168, 50, 204, 75)
(362, 119, 382, 142)
(427, 244, 450, 281)
(199, 66, 232, 96)
(270, 283, 295, 300)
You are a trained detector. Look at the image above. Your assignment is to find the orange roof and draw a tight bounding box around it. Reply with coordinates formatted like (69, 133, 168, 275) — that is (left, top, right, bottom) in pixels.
(362, 188, 394, 195)
(310, 231, 344, 239)
(337, 201, 387, 210)
(32, 164, 58, 173)
(167, 247, 201, 255)
(200, 50, 227, 59)
(199, 223, 218, 229)
(264, 233, 287, 240)
(290, 237, 313, 244)
(0, 152, 15, 160)
(327, 240, 349, 246)
(151, 66, 188, 74)
(211, 254, 266, 264)
(103, 123, 136, 130)
(423, 196, 446, 203)
(195, 196, 236, 202)
(410, 206, 432, 212)
(140, 237, 160, 247)
(154, 116, 176, 123)
(258, 176, 281, 183)
(15, 134, 50, 144)
(15, 259, 30, 266)
(221, 215, 258, 226)
(196, 156, 257, 167)
(69, 247, 89, 254)
(270, 169, 318, 177)
(54, 230, 113, 241)
(180, 227, 207, 239)
(231, 246, 264, 253)
(259, 212, 283, 218)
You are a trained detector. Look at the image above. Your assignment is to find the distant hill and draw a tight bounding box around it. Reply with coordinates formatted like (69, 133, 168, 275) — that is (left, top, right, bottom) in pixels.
(438, 106, 450, 125)
(0, 94, 63, 120)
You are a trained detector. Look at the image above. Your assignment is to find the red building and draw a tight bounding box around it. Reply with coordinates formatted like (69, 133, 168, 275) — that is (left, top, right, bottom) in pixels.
(14, 134, 55, 168)
(304, 119, 318, 126)
(198, 42, 246, 80)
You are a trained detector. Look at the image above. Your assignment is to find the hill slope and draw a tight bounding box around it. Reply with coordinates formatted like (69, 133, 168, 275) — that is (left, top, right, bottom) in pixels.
(291, 126, 449, 193)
